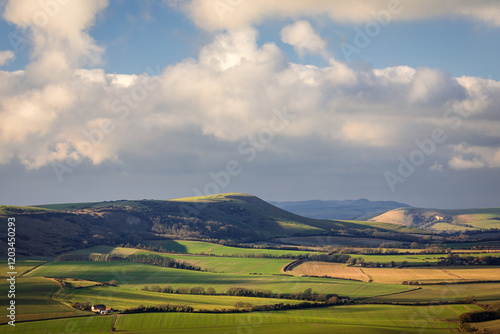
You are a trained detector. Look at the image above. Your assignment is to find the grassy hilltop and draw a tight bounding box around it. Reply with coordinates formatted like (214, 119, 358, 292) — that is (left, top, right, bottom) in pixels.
(0, 193, 428, 256)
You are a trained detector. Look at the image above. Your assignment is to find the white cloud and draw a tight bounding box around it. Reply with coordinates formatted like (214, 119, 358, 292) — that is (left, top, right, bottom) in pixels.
(448, 144, 500, 170)
(430, 162, 444, 172)
(280, 20, 327, 57)
(3, 0, 109, 82)
(373, 66, 416, 84)
(178, 0, 500, 31)
(0, 50, 14, 66)
(0, 0, 109, 167)
(409, 67, 465, 104)
(1, 13, 500, 178)
(340, 121, 393, 147)
(448, 155, 485, 170)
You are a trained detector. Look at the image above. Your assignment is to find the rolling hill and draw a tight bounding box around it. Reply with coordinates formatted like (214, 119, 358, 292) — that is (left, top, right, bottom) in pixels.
(370, 207, 500, 232)
(0, 193, 428, 256)
(270, 199, 410, 220)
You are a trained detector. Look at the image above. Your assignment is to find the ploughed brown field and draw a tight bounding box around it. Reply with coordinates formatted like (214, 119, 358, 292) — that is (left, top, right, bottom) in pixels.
(290, 262, 500, 284)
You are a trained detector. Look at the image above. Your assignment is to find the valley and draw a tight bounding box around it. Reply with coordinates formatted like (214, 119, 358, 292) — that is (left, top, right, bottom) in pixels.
(1, 193, 499, 333)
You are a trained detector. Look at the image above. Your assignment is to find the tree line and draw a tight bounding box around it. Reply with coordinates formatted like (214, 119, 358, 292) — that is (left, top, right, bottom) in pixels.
(141, 285, 342, 303)
(120, 299, 339, 315)
(459, 302, 500, 332)
(438, 254, 500, 266)
(55, 253, 201, 271)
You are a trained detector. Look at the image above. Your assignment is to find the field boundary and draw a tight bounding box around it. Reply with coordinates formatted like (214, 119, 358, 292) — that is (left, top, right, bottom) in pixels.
(18, 261, 47, 277)
(109, 314, 118, 332)
(281, 259, 307, 273)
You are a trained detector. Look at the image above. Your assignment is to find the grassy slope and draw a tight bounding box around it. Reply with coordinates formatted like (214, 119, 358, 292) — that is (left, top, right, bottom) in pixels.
(367, 282, 500, 303)
(113, 304, 481, 334)
(33, 193, 431, 239)
(0, 260, 46, 277)
(155, 255, 292, 275)
(1, 193, 435, 259)
(0, 304, 479, 334)
(0, 316, 113, 334)
(25, 262, 414, 298)
(64, 245, 306, 274)
(278, 235, 410, 247)
(75, 243, 322, 258)
(70, 285, 305, 311)
(0, 205, 52, 215)
(0, 277, 80, 324)
(371, 207, 500, 231)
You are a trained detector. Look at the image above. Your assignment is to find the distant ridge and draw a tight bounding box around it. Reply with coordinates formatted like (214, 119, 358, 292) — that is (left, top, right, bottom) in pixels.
(270, 199, 410, 220)
(0, 193, 424, 256)
(370, 207, 500, 232)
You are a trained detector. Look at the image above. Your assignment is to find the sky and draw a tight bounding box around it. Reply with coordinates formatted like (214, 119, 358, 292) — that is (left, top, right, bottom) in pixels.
(0, 0, 500, 209)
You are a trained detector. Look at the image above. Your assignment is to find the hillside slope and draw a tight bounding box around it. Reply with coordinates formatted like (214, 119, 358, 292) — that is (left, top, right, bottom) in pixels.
(370, 207, 500, 231)
(271, 199, 410, 220)
(0, 193, 428, 256)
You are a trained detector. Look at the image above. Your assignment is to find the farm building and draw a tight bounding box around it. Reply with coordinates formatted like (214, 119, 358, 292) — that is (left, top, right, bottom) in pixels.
(91, 304, 109, 314)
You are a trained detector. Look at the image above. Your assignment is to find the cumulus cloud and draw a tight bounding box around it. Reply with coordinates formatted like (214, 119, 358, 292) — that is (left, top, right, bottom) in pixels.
(3, 0, 108, 82)
(1, 3, 500, 186)
(448, 144, 500, 170)
(0, 50, 14, 66)
(409, 67, 466, 104)
(280, 20, 327, 57)
(0, 0, 109, 168)
(177, 0, 500, 31)
(448, 155, 485, 170)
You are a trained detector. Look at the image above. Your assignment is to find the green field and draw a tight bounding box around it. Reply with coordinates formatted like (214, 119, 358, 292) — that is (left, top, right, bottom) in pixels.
(344, 252, 500, 265)
(26, 262, 414, 298)
(0, 315, 113, 334)
(278, 235, 407, 247)
(206, 245, 319, 257)
(113, 304, 481, 333)
(64, 245, 305, 274)
(6, 193, 500, 333)
(366, 282, 500, 303)
(153, 240, 322, 257)
(0, 304, 480, 334)
(0, 260, 46, 277)
(0, 277, 79, 324)
(36, 200, 145, 211)
(61, 244, 500, 270)
(432, 222, 476, 231)
(159, 254, 291, 274)
(157, 240, 220, 254)
(74, 242, 321, 258)
(0, 205, 51, 215)
(71, 285, 305, 311)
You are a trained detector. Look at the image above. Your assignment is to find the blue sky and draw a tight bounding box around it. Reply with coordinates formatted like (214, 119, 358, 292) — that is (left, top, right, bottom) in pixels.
(0, 0, 500, 209)
(2, 1, 499, 79)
